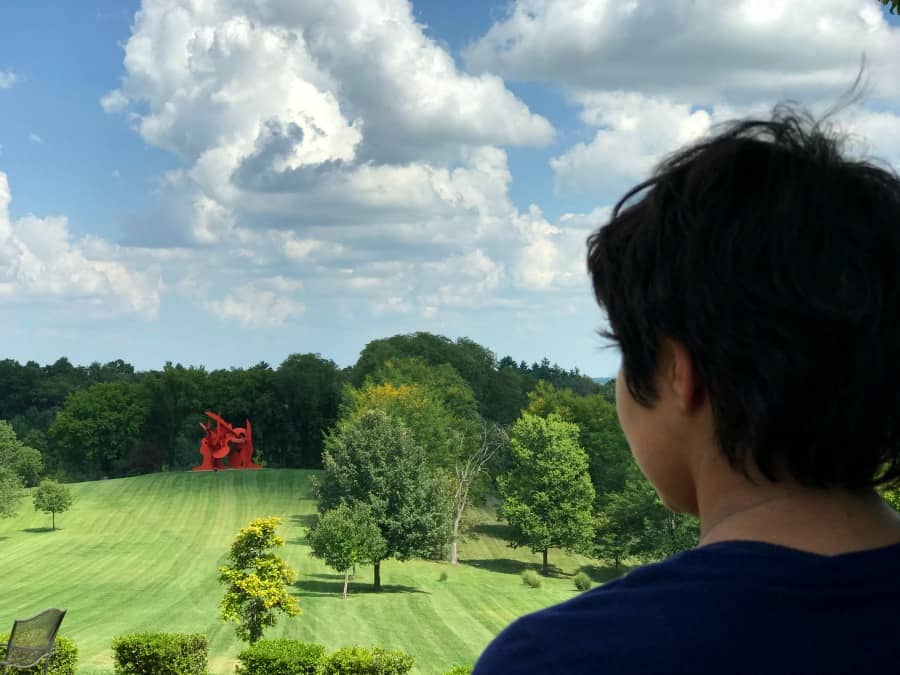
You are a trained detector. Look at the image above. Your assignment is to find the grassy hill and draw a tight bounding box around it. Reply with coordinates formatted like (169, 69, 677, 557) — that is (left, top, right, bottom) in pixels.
(0, 470, 616, 674)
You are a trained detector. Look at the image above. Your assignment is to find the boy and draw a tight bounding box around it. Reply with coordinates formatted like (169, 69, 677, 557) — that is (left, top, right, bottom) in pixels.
(473, 102, 900, 673)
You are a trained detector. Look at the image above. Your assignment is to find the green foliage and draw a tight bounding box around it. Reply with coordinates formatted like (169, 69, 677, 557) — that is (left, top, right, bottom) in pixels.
(521, 569, 542, 588)
(307, 503, 386, 596)
(274, 353, 344, 468)
(573, 571, 592, 591)
(320, 646, 414, 675)
(235, 639, 326, 675)
(33, 479, 74, 530)
(596, 474, 698, 565)
(219, 517, 301, 643)
(111, 632, 207, 675)
(49, 381, 150, 479)
(442, 667, 473, 675)
(13, 445, 43, 487)
(0, 466, 23, 518)
(498, 413, 595, 573)
(438, 570, 449, 582)
(0, 633, 77, 674)
(880, 1, 899, 15)
(316, 410, 450, 590)
(527, 381, 631, 505)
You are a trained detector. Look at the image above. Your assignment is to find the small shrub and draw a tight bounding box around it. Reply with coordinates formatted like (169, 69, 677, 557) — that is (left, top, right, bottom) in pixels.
(320, 646, 414, 674)
(236, 639, 325, 674)
(438, 571, 449, 582)
(521, 570, 542, 588)
(443, 666, 473, 675)
(0, 634, 78, 675)
(574, 571, 592, 591)
(112, 632, 207, 675)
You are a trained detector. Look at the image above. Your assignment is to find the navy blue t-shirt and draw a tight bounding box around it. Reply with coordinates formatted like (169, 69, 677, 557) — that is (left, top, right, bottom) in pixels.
(473, 540, 900, 674)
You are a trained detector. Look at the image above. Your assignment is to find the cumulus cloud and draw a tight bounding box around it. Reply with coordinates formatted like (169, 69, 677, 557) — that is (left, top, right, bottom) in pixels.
(0, 172, 162, 317)
(214, 277, 306, 327)
(465, 0, 899, 103)
(0, 70, 15, 89)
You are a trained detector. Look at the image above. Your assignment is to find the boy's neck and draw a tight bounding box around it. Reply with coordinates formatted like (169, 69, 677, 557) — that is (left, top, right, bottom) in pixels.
(694, 467, 900, 556)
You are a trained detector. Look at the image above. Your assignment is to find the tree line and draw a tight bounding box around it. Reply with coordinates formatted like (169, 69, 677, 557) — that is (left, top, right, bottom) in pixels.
(0, 332, 597, 480)
(0, 331, 700, 574)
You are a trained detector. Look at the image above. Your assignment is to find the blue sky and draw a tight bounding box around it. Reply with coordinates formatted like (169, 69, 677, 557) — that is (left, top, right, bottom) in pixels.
(1, 1, 899, 376)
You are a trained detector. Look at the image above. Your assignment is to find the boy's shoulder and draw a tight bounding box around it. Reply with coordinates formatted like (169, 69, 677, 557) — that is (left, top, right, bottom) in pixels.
(473, 552, 704, 675)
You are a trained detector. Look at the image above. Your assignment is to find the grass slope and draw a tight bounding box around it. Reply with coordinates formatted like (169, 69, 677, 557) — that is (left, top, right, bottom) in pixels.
(0, 470, 617, 674)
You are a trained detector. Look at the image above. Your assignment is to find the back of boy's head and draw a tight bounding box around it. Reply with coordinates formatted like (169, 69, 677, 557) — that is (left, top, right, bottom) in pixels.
(587, 99, 900, 492)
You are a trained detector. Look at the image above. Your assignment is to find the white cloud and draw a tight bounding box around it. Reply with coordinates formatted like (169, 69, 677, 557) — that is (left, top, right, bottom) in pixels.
(0, 70, 15, 90)
(211, 276, 306, 327)
(28, 132, 43, 144)
(0, 172, 162, 317)
(465, 0, 900, 104)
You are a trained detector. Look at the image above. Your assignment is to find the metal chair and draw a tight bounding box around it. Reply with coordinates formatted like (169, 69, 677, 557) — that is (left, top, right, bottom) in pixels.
(0, 609, 66, 674)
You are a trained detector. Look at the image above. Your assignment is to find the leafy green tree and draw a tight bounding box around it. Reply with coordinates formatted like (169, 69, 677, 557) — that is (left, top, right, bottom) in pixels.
(307, 502, 387, 598)
(33, 479, 73, 530)
(49, 381, 150, 479)
(142, 363, 205, 470)
(498, 413, 595, 575)
(596, 473, 698, 567)
(880, 1, 899, 15)
(13, 445, 43, 488)
(316, 410, 449, 591)
(0, 468, 22, 518)
(219, 517, 301, 643)
(274, 353, 344, 467)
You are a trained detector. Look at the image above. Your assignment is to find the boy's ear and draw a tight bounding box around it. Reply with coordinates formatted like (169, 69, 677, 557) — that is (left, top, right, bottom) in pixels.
(663, 338, 703, 413)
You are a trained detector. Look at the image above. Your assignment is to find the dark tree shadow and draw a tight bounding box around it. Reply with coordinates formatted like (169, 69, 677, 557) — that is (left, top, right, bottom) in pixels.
(0, 536, 8, 542)
(290, 513, 317, 528)
(579, 564, 630, 583)
(294, 573, 428, 598)
(22, 527, 55, 533)
(466, 522, 512, 539)
(463, 558, 532, 575)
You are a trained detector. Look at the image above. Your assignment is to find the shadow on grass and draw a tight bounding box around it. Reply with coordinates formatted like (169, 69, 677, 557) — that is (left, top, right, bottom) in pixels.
(295, 573, 428, 598)
(22, 527, 55, 534)
(579, 564, 630, 583)
(286, 513, 317, 545)
(466, 522, 512, 539)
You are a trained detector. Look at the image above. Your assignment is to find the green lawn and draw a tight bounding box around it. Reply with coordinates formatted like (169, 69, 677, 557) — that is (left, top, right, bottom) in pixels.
(0, 470, 620, 674)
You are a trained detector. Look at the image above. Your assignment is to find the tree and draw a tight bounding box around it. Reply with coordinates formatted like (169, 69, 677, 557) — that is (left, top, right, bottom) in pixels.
(596, 473, 699, 567)
(307, 502, 387, 598)
(880, 1, 899, 15)
(0, 468, 22, 519)
(49, 381, 150, 479)
(219, 517, 300, 643)
(33, 479, 73, 530)
(316, 410, 449, 591)
(13, 445, 43, 488)
(498, 413, 595, 575)
(449, 423, 507, 565)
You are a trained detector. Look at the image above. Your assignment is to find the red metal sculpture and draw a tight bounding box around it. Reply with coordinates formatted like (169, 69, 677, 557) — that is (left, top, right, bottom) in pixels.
(192, 411, 262, 471)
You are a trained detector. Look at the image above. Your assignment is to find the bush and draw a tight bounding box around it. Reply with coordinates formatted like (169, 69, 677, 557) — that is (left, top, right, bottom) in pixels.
(0, 634, 78, 675)
(235, 639, 326, 674)
(443, 666, 473, 675)
(111, 632, 207, 675)
(521, 570, 542, 588)
(574, 571, 592, 591)
(320, 646, 414, 674)
(438, 571, 449, 582)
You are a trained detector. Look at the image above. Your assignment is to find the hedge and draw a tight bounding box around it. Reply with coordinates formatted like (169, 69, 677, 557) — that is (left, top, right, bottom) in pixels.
(320, 646, 415, 674)
(111, 632, 207, 675)
(0, 634, 78, 675)
(235, 639, 326, 674)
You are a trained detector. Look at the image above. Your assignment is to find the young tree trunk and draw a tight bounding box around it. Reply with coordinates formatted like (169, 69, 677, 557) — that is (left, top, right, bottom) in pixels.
(450, 509, 463, 565)
(542, 549, 549, 576)
(374, 560, 382, 592)
(343, 569, 349, 599)
(52, 511, 56, 530)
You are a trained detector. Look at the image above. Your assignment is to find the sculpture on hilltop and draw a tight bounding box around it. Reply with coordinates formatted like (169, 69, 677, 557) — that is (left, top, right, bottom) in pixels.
(192, 411, 262, 471)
